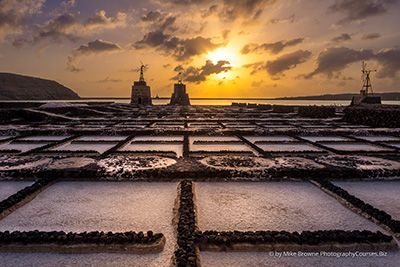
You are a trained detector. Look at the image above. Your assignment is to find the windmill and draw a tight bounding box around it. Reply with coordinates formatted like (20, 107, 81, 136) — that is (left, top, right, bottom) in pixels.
(139, 61, 148, 82)
(360, 61, 376, 96)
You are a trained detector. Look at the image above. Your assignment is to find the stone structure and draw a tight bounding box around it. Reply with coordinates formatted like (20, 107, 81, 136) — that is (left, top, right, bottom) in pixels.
(131, 64, 152, 105)
(170, 72, 190, 105)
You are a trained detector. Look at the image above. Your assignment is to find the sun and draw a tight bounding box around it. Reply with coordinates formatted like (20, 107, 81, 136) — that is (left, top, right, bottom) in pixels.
(206, 47, 242, 79)
(207, 47, 240, 67)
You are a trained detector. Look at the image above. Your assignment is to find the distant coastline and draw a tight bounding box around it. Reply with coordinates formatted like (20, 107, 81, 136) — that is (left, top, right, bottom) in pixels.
(80, 92, 400, 101)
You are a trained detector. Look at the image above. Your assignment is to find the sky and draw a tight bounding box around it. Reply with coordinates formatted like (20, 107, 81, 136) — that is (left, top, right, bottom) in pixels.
(0, 0, 400, 98)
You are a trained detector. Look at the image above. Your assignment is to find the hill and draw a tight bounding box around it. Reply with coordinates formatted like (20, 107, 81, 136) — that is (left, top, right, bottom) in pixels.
(0, 73, 80, 100)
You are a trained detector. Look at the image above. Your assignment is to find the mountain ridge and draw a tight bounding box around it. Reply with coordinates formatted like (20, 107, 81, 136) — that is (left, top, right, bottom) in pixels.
(0, 73, 80, 100)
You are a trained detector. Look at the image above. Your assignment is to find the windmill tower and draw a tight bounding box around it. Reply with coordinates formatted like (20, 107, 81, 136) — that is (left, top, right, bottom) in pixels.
(130, 61, 152, 105)
(351, 61, 381, 105)
(360, 61, 376, 96)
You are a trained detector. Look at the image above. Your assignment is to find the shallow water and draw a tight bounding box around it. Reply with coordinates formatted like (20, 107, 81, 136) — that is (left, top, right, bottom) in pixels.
(244, 136, 295, 143)
(256, 143, 322, 152)
(321, 143, 390, 151)
(21, 136, 71, 141)
(133, 135, 184, 142)
(352, 136, 400, 142)
(299, 136, 351, 142)
(77, 136, 128, 141)
(0, 142, 49, 153)
(120, 143, 183, 157)
(50, 142, 117, 154)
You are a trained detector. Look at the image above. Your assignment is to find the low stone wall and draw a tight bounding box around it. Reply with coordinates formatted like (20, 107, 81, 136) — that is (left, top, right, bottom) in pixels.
(298, 106, 336, 118)
(343, 105, 400, 128)
(311, 178, 400, 237)
(0, 230, 165, 253)
(195, 230, 397, 252)
(174, 180, 199, 267)
(0, 176, 56, 220)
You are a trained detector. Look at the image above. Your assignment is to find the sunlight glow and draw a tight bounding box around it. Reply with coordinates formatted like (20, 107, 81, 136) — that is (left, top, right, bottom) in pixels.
(207, 47, 240, 67)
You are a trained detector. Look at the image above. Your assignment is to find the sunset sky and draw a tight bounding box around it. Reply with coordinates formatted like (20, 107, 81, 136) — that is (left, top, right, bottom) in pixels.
(0, 0, 399, 98)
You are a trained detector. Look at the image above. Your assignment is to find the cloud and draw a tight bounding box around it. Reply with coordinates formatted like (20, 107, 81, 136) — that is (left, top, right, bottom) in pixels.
(304, 46, 374, 78)
(251, 80, 265, 87)
(218, 0, 278, 23)
(362, 32, 381, 40)
(328, 0, 398, 25)
(374, 47, 400, 78)
(96, 77, 122, 83)
(265, 50, 312, 77)
(140, 10, 177, 32)
(240, 38, 304, 55)
(176, 60, 232, 83)
(330, 33, 352, 44)
(159, 0, 278, 23)
(13, 1, 127, 46)
(0, 0, 45, 45)
(243, 50, 311, 78)
(242, 61, 265, 75)
(133, 31, 223, 61)
(268, 14, 297, 24)
(67, 39, 122, 72)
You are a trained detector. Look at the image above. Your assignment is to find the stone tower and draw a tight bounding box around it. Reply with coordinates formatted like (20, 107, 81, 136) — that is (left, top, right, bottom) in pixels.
(170, 72, 190, 105)
(130, 63, 152, 105)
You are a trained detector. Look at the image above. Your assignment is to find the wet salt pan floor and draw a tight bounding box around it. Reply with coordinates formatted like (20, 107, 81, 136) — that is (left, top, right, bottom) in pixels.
(195, 182, 383, 232)
(256, 143, 322, 152)
(0, 182, 33, 201)
(0, 182, 178, 267)
(335, 181, 400, 220)
(200, 251, 400, 267)
(49, 143, 117, 154)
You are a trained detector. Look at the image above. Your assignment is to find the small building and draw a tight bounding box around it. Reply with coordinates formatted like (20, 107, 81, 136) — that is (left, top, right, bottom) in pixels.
(131, 64, 152, 105)
(170, 72, 190, 105)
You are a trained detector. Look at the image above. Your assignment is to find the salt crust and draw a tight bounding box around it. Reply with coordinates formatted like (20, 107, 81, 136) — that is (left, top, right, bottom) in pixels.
(316, 155, 400, 170)
(200, 156, 324, 171)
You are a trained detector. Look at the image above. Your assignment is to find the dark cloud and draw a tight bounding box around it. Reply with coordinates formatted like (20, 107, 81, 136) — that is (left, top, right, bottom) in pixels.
(328, 0, 398, 25)
(133, 31, 223, 61)
(243, 50, 311, 77)
(219, 0, 278, 22)
(374, 47, 400, 78)
(268, 14, 297, 24)
(304, 47, 374, 78)
(160, 0, 208, 5)
(176, 60, 232, 83)
(140, 10, 177, 32)
(362, 32, 381, 40)
(220, 29, 230, 40)
(240, 38, 304, 55)
(242, 62, 265, 75)
(304, 46, 400, 79)
(330, 33, 352, 44)
(265, 50, 312, 77)
(96, 77, 122, 83)
(0, 0, 45, 45)
(201, 4, 218, 18)
(13, 3, 126, 47)
(67, 39, 122, 72)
